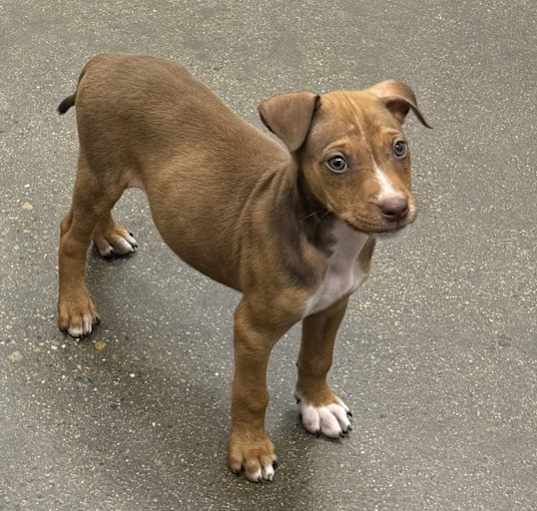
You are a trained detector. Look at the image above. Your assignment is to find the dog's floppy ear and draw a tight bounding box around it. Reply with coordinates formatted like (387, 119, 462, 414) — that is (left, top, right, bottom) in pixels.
(258, 91, 320, 152)
(368, 80, 431, 128)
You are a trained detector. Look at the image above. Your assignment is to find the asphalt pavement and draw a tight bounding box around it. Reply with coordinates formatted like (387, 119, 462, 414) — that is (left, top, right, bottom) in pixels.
(1, 1, 536, 510)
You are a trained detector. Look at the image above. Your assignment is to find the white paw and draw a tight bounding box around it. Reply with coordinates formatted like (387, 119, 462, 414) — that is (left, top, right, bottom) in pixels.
(96, 242, 114, 258)
(262, 463, 275, 481)
(67, 313, 96, 338)
(94, 232, 137, 257)
(297, 395, 352, 438)
(245, 462, 276, 482)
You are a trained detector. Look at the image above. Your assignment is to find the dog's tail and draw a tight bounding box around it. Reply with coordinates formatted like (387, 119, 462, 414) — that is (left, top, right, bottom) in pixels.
(57, 94, 76, 115)
(57, 67, 87, 115)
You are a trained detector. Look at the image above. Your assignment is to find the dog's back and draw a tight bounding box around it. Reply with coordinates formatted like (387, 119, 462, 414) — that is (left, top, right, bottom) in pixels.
(57, 54, 291, 288)
(64, 54, 281, 172)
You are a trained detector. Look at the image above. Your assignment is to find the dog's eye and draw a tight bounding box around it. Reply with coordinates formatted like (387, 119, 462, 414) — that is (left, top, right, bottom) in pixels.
(326, 154, 348, 174)
(393, 140, 408, 159)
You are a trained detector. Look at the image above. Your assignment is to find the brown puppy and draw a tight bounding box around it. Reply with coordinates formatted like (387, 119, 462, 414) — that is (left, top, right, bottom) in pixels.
(57, 54, 430, 482)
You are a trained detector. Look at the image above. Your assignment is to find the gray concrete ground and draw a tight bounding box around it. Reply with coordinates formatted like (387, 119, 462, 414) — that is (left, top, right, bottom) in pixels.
(1, 1, 536, 510)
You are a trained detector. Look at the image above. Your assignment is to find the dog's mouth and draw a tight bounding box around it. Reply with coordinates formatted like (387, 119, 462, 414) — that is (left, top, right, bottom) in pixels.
(342, 210, 416, 235)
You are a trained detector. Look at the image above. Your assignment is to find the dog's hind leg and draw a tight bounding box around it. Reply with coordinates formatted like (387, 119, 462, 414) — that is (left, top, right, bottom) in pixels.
(57, 156, 125, 338)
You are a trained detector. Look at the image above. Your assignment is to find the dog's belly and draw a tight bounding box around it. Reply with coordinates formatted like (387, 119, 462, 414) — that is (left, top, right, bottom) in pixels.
(138, 179, 244, 290)
(303, 222, 369, 317)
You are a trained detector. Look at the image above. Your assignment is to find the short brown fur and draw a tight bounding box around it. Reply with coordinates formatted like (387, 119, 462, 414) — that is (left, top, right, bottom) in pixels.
(56, 54, 429, 482)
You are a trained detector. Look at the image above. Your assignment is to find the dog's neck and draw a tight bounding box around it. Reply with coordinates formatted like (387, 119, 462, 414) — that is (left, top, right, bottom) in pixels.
(295, 169, 336, 251)
(270, 154, 338, 257)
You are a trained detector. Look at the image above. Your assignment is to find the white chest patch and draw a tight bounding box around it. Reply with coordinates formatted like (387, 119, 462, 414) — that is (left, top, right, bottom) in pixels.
(303, 221, 370, 317)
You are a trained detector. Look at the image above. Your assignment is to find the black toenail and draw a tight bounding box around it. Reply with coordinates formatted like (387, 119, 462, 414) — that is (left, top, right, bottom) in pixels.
(347, 411, 353, 418)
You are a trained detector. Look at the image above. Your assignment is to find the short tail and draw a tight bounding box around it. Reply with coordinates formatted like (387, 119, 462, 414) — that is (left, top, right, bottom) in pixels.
(57, 66, 88, 115)
(57, 94, 76, 115)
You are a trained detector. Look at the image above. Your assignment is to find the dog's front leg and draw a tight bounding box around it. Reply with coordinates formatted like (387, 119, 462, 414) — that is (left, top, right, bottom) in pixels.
(228, 300, 288, 482)
(295, 297, 353, 438)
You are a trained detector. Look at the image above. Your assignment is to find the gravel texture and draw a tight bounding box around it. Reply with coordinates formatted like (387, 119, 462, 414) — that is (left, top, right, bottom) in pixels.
(1, 1, 536, 510)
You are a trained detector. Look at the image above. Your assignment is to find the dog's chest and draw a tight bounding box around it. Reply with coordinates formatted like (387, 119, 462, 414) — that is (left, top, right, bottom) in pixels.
(303, 222, 370, 317)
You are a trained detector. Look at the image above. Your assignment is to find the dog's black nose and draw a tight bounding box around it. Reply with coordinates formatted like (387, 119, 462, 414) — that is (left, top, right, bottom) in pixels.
(379, 196, 409, 221)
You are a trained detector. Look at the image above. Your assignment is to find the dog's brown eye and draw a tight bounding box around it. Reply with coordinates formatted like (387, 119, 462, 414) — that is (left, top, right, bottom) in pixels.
(393, 140, 408, 159)
(326, 154, 348, 174)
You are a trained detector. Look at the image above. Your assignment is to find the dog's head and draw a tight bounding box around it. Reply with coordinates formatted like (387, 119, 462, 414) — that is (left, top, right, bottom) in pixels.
(258, 81, 430, 234)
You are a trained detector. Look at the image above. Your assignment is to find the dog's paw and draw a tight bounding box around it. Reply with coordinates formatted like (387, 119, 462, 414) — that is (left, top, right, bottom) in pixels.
(58, 289, 100, 338)
(296, 393, 352, 438)
(228, 430, 278, 482)
(94, 223, 137, 258)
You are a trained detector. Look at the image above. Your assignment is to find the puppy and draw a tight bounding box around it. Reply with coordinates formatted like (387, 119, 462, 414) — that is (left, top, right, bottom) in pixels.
(57, 53, 430, 482)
